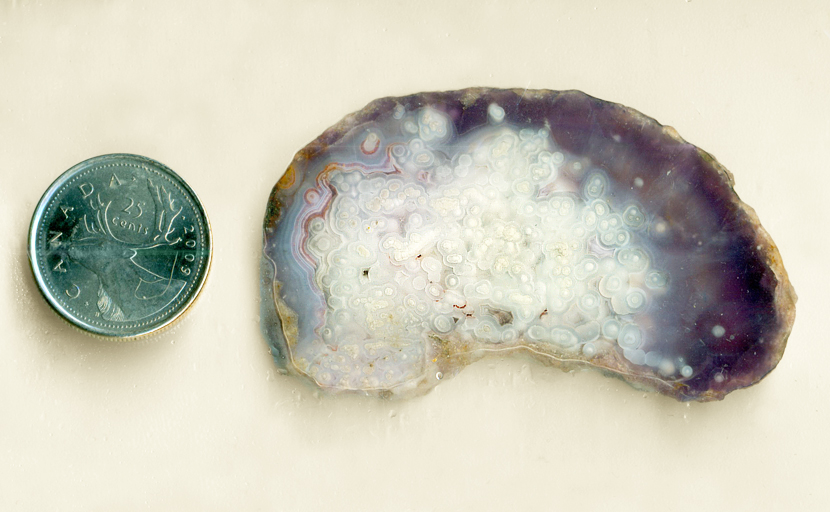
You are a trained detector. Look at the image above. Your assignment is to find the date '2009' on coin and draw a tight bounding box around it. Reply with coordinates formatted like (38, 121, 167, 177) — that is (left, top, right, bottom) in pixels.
(28, 154, 212, 338)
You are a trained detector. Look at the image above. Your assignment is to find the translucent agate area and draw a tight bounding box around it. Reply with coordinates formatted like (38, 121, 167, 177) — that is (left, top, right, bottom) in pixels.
(261, 88, 795, 401)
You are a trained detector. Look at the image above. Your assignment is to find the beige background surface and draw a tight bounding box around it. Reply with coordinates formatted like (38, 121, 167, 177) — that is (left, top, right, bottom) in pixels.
(1, 1, 827, 510)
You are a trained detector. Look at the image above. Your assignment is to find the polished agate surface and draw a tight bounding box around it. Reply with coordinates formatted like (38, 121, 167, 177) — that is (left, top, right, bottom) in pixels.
(261, 89, 795, 401)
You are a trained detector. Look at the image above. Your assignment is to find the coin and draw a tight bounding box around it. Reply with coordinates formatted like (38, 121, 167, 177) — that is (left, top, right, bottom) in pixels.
(28, 154, 212, 338)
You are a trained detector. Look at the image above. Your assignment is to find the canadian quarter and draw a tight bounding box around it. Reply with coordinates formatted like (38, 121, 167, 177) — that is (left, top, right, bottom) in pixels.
(28, 154, 212, 338)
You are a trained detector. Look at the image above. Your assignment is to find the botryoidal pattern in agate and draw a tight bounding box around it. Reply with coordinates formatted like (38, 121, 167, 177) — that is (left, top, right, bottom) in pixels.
(261, 88, 796, 401)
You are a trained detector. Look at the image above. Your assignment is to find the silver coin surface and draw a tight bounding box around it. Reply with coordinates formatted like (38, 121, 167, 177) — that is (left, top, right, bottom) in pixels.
(28, 154, 212, 338)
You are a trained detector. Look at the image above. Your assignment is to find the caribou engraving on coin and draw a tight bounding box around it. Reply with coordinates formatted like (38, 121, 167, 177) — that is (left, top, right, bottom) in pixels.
(64, 177, 187, 321)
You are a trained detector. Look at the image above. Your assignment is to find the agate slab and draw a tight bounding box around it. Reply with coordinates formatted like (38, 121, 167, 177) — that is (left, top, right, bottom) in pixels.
(261, 88, 796, 401)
